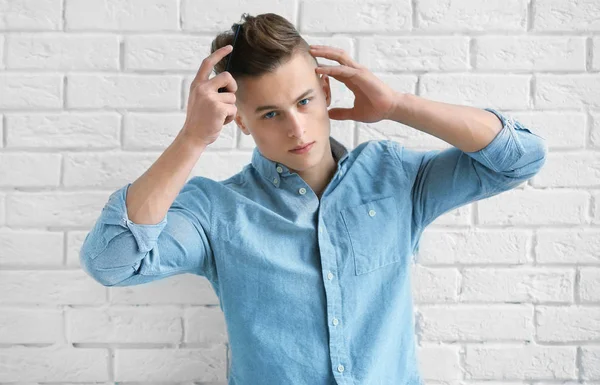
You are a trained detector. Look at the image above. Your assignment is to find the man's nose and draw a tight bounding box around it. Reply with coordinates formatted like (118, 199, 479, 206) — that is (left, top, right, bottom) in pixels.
(287, 112, 305, 138)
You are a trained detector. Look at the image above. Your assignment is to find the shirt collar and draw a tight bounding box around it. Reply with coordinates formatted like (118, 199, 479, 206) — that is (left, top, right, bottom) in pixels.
(251, 136, 350, 188)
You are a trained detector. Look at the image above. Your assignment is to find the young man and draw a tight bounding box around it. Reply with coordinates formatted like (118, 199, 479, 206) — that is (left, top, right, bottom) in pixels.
(80, 13, 547, 385)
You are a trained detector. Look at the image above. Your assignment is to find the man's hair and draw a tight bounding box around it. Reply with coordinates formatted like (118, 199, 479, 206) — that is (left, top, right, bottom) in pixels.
(211, 13, 316, 81)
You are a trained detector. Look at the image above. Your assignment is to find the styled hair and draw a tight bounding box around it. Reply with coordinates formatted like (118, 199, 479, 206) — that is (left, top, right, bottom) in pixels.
(211, 13, 316, 81)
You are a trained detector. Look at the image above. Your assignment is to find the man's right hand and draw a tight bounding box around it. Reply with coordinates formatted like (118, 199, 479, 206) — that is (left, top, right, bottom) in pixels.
(182, 45, 239, 147)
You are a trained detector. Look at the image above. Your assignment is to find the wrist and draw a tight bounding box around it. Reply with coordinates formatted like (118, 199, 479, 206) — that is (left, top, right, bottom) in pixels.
(177, 128, 210, 151)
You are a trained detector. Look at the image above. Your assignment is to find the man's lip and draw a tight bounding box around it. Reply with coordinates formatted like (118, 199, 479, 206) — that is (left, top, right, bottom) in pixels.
(290, 141, 315, 151)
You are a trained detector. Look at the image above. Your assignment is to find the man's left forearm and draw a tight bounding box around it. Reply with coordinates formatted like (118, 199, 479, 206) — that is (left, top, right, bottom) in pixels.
(387, 92, 503, 153)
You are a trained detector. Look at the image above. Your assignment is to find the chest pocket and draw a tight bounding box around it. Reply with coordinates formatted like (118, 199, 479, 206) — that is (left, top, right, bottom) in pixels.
(340, 196, 401, 275)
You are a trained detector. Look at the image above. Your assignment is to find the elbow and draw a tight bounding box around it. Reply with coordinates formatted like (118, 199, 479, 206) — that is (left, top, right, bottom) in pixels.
(79, 231, 141, 287)
(80, 251, 132, 287)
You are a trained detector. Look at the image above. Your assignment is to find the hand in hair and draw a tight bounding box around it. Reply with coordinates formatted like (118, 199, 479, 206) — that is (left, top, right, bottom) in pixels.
(182, 45, 238, 148)
(309, 45, 400, 124)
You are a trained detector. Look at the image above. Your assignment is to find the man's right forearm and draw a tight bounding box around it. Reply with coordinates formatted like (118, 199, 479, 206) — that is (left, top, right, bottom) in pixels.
(125, 130, 208, 225)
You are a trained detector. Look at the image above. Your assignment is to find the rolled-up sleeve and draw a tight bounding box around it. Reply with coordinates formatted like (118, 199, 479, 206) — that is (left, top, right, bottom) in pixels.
(388, 107, 548, 234)
(79, 180, 216, 287)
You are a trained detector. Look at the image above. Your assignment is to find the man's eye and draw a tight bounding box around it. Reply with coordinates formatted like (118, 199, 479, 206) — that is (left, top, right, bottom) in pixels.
(263, 98, 311, 119)
(263, 111, 277, 120)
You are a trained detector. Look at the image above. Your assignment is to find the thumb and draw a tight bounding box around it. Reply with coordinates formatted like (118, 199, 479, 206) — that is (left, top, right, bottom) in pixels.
(328, 107, 354, 121)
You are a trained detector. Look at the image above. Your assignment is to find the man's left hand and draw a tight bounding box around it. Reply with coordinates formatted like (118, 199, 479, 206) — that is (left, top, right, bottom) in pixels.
(309, 45, 400, 123)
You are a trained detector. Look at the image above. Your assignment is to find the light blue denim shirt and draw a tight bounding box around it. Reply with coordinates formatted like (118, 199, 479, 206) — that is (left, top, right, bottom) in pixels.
(80, 108, 547, 385)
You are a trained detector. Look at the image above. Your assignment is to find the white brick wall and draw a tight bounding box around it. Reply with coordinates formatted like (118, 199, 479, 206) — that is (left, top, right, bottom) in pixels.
(0, 0, 598, 383)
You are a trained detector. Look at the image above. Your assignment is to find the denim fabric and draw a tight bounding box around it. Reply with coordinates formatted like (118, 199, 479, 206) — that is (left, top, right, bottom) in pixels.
(80, 108, 547, 385)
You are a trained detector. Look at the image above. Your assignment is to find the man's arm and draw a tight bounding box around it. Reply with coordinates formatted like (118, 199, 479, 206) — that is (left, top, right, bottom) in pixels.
(388, 93, 507, 153)
(385, 95, 548, 259)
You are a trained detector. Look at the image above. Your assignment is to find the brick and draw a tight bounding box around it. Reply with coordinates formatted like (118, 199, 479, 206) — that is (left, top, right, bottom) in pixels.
(581, 347, 600, 380)
(418, 344, 461, 381)
(359, 120, 448, 151)
(7, 34, 119, 70)
(63, 152, 158, 188)
(181, 0, 294, 32)
(67, 307, 183, 343)
(65, 0, 178, 31)
(114, 346, 226, 381)
(0, 152, 60, 187)
(417, 229, 530, 265)
(303, 1, 412, 33)
(5, 112, 121, 149)
(535, 75, 600, 109)
(420, 74, 530, 110)
(533, 152, 600, 188)
(0, 346, 109, 381)
(534, 0, 600, 31)
(190, 152, 252, 181)
(460, 268, 574, 303)
(0, 270, 105, 305)
(594, 192, 600, 225)
(0, 0, 62, 30)
(359, 36, 469, 71)
(509, 110, 586, 150)
(67, 230, 88, 267)
(580, 267, 600, 302)
(0, 35, 4, 69)
(478, 190, 588, 225)
(536, 306, 600, 342)
(418, 304, 534, 341)
(594, 38, 600, 70)
(6, 191, 109, 227)
(185, 306, 228, 346)
(0, 74, 62, 108)
(412, 265, 459, 303)
(0, 193, 5, 225)
(536, 229, 600, 264)
(126, 35, 211, 70)
(0, 308, 62, 343)
(67, 74, 180, 109)
(464, 345, 576, 380)
(475, 36, 586, 71)
(110, 274, 219, 305)
(416, 0, 527, 31)
(123, 113, 235, 150)
(0, 229, 63, 266)
(590, 111, 600, 148)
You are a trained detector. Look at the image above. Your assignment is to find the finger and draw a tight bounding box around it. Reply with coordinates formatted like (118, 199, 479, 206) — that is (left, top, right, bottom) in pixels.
(193, 45, 233, 85)
(309, 45, 362, 69)
(315, 64, 359, 79)
(223, 105, 237, 124)
(210, 71, 238, 93)
(328, 107, 354, 121)
(216, 91, 236, 104)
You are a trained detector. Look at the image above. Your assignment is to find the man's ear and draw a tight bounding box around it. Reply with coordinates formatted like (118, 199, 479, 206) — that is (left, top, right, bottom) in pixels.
(320, 74, 332, 107)
(234, 113, 250, 135)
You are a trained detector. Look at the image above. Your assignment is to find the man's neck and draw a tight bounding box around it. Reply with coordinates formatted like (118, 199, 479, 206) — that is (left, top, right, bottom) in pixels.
(297, 146, 338, 199)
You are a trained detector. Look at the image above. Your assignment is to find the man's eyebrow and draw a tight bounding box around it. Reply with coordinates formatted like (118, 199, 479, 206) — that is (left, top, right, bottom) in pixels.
(254, 89, 315, 114)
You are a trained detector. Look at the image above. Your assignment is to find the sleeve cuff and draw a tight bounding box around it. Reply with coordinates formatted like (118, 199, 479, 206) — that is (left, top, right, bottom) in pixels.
(465, 107, 536, 173)
(99, 183, 168, 253)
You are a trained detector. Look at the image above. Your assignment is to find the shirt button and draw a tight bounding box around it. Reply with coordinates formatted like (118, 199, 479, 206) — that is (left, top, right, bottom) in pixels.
(337, 364, 344, 373)
(332, 318, 339, 326)
(273, 178, 279, 185)
(368, 209, 376, 217)
(299, 187, 307, 195)
(327, 272, 333, 280)
(276, 166, 283, 173)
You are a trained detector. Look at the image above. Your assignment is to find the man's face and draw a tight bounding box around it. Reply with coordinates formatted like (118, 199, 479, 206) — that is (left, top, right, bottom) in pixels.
(234, 50, 332, 175)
